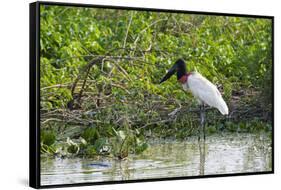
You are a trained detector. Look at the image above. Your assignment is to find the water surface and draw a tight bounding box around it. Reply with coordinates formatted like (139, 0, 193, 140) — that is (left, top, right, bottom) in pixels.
(41, 132, 272, 186)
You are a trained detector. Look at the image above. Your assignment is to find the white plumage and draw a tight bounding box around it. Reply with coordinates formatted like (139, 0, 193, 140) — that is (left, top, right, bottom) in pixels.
(182, 72, 229, 115)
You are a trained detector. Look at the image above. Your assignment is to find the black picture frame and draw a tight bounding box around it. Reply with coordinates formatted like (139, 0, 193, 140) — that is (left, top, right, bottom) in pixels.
(30, 1, 274, 189)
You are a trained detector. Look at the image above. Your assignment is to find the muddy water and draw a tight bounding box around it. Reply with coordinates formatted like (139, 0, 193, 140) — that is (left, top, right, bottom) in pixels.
(41, 133, 272, 186)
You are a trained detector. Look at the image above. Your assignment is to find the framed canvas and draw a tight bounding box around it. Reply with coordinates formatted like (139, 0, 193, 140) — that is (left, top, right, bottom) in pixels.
(29, 1, 274, 188)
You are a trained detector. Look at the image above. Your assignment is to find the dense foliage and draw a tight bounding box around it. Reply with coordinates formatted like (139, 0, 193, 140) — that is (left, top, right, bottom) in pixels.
(39, 5, 272, 158)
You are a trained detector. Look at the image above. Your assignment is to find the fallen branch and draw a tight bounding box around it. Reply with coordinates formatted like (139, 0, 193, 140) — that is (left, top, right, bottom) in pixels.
(140, 119, 175, 129)
(41, 83, 72, 90)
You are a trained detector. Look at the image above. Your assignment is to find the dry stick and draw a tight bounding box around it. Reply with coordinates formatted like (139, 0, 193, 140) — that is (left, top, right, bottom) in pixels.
(41, 118, 64, 125)
(47, 48, 173, 67)
(47, 55, 99, 66)
(111, 83, 131, 94)
(111, 60, 132, 81)
(71, 57, 103, 97)
(41, 83, 72, 90)
(119, 135, 129, 157)
(68, 46, 173, 108)
(77, 64, 91, 103)
(41, 111, 103, 126)
(140, 119, 174, 129)
(132, 18, 168, 55)
(86, 79, 130, 94)
(71, 67, 87, 96)
(123, 12, 133, 48)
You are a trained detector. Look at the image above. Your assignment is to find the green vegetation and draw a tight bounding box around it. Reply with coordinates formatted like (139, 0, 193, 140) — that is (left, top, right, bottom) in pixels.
(40, 5, 272, 158)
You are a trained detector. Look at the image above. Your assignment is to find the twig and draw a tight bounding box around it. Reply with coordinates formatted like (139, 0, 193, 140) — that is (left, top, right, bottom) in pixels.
(123, 13, 134, 48)
(132, 18, 168, 54)
(111, 60, 132, 81)
(41, 118, 64, 125)
(140, 119, 174, 129)
(71, 57, 103, 96)
(111, 83, 131, 94)
(41, 83, 72, 90)
(168, 100, 182, 117)
(77, 64, 91, 103)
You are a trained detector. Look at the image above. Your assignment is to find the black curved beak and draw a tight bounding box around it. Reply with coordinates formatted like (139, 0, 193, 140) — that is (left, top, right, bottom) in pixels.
(159, 64, 177, 84)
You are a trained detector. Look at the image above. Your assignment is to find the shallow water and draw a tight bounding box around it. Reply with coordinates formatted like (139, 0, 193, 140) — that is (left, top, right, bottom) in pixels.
(41, 133, 272, 186)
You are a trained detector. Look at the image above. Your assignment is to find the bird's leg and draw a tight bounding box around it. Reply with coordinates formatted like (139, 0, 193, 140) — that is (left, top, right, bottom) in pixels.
(202, 104, 206, 140)
(199, 104, 205, 141)
(198, 104, 206, 175)
(197, 105, 201, 141)
(197, 104, 203, 141)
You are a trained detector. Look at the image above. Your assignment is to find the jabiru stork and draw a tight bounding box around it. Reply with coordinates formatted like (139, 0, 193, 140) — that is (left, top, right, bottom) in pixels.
(160, 59, 229, 136)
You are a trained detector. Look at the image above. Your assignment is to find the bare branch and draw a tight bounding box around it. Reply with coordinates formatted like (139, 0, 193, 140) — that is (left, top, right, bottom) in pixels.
(123, 12, 134, 48)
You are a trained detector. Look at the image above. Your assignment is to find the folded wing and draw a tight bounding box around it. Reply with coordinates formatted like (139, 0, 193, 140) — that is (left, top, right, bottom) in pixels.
(187, 72, 229, 115)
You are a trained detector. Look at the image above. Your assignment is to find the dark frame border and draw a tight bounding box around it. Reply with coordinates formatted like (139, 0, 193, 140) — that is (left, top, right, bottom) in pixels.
(30, 2, 40, 188)
(29, 1, 274, 189)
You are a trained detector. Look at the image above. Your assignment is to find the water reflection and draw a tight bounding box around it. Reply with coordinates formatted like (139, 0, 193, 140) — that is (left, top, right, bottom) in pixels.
(41, 132, 272, 186)
(198, 136, 206, 175)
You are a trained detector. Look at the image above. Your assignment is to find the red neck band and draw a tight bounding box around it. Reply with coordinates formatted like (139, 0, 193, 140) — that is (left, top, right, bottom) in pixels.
(178, 73, 191, 84)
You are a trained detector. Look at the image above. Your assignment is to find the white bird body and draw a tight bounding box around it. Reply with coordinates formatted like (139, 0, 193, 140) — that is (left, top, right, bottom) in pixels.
(182, 72, 229, 115)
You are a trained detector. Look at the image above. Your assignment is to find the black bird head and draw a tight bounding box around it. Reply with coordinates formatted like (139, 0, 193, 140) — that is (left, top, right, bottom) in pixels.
(159, 59, 187, 84)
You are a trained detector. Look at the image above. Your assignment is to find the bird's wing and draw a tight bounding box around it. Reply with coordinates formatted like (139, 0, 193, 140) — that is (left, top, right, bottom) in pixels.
(188, 72, 229, 115)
